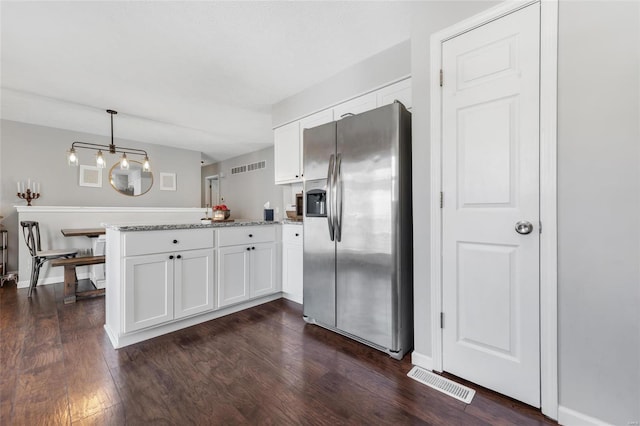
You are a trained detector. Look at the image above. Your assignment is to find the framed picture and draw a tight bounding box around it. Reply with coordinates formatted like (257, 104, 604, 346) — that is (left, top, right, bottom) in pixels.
(79, 165, 102, 188)
(160, 172, 177, 191)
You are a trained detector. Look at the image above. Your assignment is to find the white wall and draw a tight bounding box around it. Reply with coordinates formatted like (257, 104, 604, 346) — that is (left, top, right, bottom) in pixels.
(557, 1, 640, 424)
(209, 146, 284, 221)
(0, 119, 202, 271)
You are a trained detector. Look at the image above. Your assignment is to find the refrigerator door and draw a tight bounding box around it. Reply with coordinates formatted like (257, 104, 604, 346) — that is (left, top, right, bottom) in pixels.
(335, 104, 400, 350)
(303, 122, 336, 181)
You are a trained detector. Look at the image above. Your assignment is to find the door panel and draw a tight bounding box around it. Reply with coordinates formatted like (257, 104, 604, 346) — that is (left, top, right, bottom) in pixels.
(251, 243, 276, 297)
(335, 105, 397, 350)
(441, 4, 540, 407)
(303, 122, 336, 182)
(217, 246, 250, 307)
(174, 249, 214, 319)
(124, 254, 173, 333)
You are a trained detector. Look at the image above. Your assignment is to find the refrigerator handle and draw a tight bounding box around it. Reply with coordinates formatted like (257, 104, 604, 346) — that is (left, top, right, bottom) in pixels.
(334, 153, 343, 242)
(326, 154, 335, 241)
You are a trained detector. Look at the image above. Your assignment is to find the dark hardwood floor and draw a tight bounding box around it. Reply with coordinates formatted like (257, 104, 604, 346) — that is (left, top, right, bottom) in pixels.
(0, 282, 556, 425)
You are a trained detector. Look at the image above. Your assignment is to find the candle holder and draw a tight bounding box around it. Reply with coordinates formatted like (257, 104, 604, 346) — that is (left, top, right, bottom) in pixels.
(17, 189, 40, 206)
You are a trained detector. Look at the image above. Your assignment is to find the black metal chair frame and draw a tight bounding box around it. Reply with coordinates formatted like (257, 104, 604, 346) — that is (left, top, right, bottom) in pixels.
(20, 221, 78, 297)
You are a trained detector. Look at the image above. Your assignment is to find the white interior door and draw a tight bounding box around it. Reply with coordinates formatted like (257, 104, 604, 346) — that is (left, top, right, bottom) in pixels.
(441, 3, 541, 407)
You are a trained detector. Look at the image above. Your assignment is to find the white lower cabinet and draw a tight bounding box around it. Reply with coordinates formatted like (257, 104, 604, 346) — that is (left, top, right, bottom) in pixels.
(282, 225, 303, 304)
(217, 240, 276, 308)
(124, 253, 174, 333)
(174, 248, 215, 319)
(106, 226, 280, 348)
(218, 245, 250, 307)
(123, 248, 214, 333)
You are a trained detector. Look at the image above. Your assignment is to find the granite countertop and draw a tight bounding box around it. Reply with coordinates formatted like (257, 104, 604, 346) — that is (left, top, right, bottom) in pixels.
(105, 220, 283, 232)
(281, 219, 303, 225)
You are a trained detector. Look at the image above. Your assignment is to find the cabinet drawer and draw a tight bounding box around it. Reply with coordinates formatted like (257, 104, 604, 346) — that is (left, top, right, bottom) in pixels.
(282, 225, 303, 244)
(124, 229, 214, 256)
(218, 226, 276, 247)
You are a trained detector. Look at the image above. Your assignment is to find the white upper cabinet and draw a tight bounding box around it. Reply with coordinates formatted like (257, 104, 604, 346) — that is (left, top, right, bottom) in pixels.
(274, 77, 412, 185)
(377, 78, 412, 110)
(333, 92, 378, 119)
(274, 121, 301, 184)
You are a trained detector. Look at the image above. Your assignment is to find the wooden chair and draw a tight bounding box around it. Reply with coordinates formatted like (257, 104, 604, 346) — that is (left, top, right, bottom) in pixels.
(20, 221, 78, 297)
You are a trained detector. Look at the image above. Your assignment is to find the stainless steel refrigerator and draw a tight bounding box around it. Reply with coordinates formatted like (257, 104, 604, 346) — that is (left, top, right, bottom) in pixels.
(303, 101, 413, 360)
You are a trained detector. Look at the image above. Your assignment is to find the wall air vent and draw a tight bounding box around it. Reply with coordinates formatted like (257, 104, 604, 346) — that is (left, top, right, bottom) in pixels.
(231, 160, 266, 175)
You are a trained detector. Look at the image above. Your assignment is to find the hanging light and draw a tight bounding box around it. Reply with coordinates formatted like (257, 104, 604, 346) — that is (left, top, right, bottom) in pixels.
(67, 147, 79, 166)
(142, 155, 150, 172)
(95, 150, 106, 168)
(120, 153, 130, 170)
(66, 109, 150, 171)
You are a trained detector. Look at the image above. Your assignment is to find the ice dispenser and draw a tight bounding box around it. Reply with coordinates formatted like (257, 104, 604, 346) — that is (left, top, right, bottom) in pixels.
(306, 187, 327, 217)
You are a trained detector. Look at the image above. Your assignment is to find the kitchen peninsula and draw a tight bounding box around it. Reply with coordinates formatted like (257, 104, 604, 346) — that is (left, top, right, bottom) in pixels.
(104, 220, 283, 348)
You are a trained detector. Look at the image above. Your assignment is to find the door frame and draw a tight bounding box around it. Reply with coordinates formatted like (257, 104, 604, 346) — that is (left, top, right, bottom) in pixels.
(428, 0, 558, 419)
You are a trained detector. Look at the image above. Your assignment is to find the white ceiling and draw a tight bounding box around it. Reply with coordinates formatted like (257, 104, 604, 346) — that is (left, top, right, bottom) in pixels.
(1, 1, 412, 163)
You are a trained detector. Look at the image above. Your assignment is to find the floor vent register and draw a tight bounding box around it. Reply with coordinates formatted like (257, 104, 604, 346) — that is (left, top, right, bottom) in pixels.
(407, 366, 475, 404)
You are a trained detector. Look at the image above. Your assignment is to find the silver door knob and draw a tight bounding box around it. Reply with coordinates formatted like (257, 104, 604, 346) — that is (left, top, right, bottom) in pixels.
(515, 221, 534, 235)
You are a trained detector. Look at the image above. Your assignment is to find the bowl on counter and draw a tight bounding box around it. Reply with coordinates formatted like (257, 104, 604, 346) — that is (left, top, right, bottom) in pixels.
(213, 210, 231, 220)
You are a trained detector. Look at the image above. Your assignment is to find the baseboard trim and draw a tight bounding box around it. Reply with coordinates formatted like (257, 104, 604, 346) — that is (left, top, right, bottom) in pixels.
(411, 351, 434, 371)
(558, 406, 614, 426)
(18, 272, 91, 288)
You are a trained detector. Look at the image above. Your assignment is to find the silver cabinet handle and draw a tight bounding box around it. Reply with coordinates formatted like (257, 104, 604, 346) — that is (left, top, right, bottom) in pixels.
(326, 154, 335, 241)
(334, 153, 343, 242)
(515, 221, 534, 235)
(340, 113, 355, 119)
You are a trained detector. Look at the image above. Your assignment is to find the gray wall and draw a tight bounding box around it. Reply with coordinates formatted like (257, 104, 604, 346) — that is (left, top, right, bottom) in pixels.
(557, 1, 639, 424)
(206, 146, 283, 221)
(409, 0, 497, 368)
(0, 119, 202, 271)
(271, 40, 411, 127)
(409, 1, 639, 424)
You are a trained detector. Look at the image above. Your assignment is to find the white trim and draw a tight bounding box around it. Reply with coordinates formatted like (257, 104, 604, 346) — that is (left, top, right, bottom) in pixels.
(539, 0, 559, 420)
(429, 0, 558, 419)
(15, 206, 205, 213)
(411, 351, 434, 372)
(558, 406, 614, 426)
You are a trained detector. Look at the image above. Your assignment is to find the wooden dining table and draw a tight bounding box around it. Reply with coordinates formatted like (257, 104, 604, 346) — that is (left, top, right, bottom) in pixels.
(58, 227, 106, 303)
(60, 228, 106, 238)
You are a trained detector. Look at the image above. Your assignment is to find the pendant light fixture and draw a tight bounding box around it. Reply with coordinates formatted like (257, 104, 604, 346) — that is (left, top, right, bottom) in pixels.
(66, 109, 151, 171)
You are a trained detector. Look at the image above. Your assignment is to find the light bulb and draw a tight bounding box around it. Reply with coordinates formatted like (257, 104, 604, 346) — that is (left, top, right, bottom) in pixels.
(67, 148, 79, 166)
(142, 155, 150, 172)
(96, 150, 106, 168)
(120, 153, 129, 170)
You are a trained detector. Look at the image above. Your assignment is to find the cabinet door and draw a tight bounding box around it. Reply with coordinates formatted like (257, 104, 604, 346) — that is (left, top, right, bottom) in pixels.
(333, 92, 377, 119)
(174, 248, 215, 319)
(251, 242, 277, 298)
(124, 253, 174, 333)
(282, 242, 303, 304)
(299, 109, 334, 178)
(218, 246, 251, 308)
(376, 78, 412, 110)
(274, 121, 301, 184)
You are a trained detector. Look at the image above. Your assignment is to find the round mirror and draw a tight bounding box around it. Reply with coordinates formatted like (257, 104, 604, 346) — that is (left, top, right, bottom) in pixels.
(109, 160, 153, 196)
